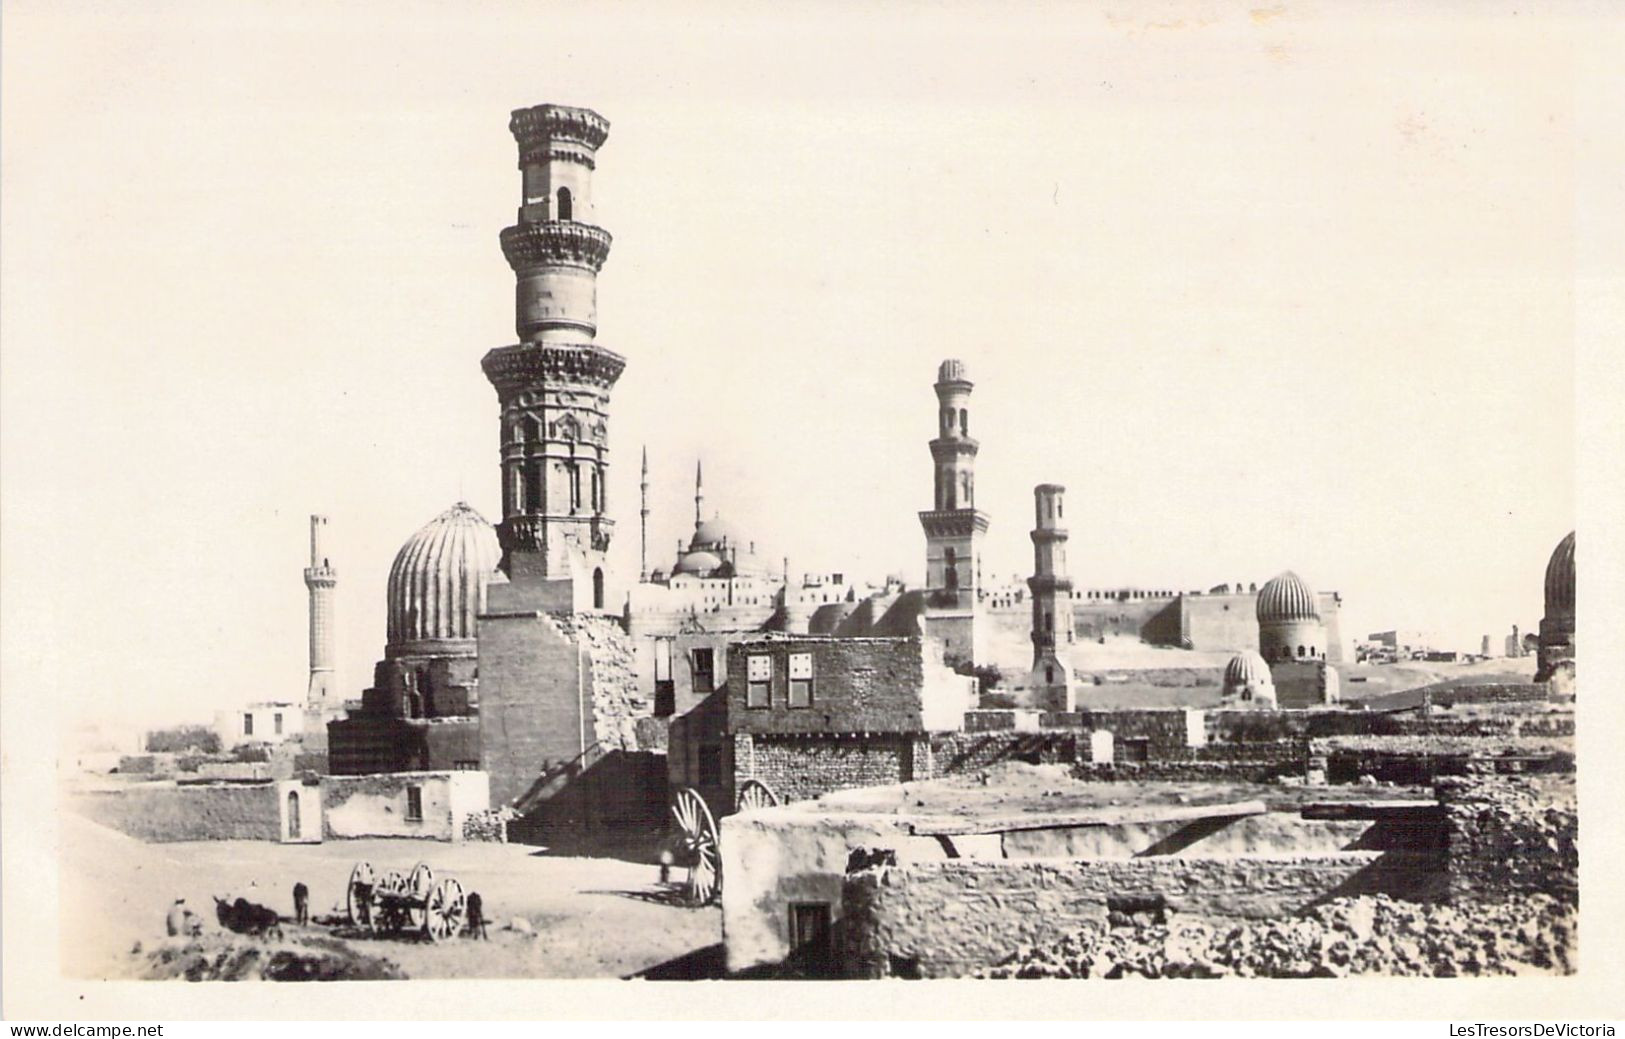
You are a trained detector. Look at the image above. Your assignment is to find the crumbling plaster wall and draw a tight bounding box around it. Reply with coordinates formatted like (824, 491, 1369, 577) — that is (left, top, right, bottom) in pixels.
(321, 771, 489, 842)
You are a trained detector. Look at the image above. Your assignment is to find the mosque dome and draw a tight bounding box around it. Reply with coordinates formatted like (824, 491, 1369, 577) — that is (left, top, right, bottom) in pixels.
(385, 502, 501, 653)
(672, 549, 724, 576)
(1223, 651, 1272, 690)
(937, 358, 969, 383)
(691, 515, 745, 552)
(1256, 571, 1320, 623)
(1544, 531, 1575, 616)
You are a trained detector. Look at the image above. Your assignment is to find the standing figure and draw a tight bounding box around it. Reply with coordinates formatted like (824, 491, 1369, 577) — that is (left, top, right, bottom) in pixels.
(292, 881, 309, 926)
(465, 891, 488, 940)
(166, 898, 189, 937)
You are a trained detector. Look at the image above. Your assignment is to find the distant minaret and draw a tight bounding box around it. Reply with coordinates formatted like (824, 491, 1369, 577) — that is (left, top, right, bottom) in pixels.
(304, 515, 337, 709)
(639, 446, 651, 583)
(917, 359, 991, 665)
(1027, 484, 1076, 711)
(694, 459, 705, 530)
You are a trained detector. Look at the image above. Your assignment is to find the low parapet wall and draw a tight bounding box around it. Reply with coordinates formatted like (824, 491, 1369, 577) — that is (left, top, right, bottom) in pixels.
(70, 783, 281, 842)
(839, 852, 1431, 978)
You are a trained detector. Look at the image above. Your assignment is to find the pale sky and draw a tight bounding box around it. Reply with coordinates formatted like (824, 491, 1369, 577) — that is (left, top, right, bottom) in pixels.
(2, 2, 1587, 731)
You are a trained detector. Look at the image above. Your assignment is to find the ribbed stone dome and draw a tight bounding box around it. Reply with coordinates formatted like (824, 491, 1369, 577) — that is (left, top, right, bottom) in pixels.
(385, 502, 501, 653)
(1257, 571, 1320, 623)
(1544, 531, 1575, 616)
(1223, 650, 1272, 689)
(937, 358, 968, 383)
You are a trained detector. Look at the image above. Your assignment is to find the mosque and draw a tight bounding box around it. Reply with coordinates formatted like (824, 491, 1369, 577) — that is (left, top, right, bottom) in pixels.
(315, 101, 1570, 807)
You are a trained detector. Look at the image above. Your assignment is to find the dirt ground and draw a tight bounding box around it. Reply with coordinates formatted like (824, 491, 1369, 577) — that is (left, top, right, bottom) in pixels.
(59, 812, 719, 980)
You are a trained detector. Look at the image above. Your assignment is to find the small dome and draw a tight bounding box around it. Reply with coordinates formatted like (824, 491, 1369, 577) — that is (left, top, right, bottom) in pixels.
(385, 502, 501, 652)
(1257, 571, 1319, 623)
(937, 358, 968, 383)
(1544, 531, 1575, 616)
(1223, 651, 1272, 689)
(673, 550, 724, 576)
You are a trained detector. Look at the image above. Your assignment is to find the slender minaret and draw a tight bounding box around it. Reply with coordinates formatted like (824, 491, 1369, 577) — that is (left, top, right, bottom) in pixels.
(1028, 485, 1076, 711)
(481, 104, 622, 590)
(304, 515, 337, 710)
(694, 459, 705, 530)
(639, 446, 651, 583)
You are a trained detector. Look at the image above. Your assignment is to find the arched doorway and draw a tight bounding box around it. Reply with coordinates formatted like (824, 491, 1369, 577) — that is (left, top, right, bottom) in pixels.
(286, 790, 301, 840)
(593, 567, 605, 609)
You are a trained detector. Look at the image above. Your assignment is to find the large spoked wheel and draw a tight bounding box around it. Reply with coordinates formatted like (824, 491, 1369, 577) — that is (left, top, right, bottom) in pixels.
(737, 778, 782, 812)
(670, 786, 721, 906)
(376, 870, 408, 933)
(424, 878, 467, 943)
(346, 861, 376, 928)
(405, 863, 435, 931)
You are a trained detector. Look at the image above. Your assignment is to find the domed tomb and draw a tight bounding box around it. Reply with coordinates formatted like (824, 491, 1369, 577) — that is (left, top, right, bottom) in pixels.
(1222, 650, 1277, 708)
(386, 502, 502, 658)
(1536, 531, 1576, 686)
(1256, 570, 1325, 661)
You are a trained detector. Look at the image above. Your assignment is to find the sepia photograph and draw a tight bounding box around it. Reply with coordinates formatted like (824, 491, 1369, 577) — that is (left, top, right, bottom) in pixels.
(2, 0, 1621, 1023)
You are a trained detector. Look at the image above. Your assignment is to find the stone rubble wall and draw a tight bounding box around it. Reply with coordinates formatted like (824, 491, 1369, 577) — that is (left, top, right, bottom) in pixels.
(840, 852, 1408, 979)
(553, 612, 644, 753)
(1440, 772, 1577, 904)
(739, 735, 915, 804)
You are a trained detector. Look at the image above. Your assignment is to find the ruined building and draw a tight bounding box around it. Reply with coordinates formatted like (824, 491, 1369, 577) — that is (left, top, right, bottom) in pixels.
(1536, 530, 1575, 690)
(1026, 483, 1076, 711)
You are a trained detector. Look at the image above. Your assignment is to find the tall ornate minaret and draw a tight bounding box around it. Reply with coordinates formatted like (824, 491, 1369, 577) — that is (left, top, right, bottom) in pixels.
(1028, 484, 1076, 711)
(918, 359, 990, 599)
(917, 359, 990, 665)
(481, 105, 623, 594)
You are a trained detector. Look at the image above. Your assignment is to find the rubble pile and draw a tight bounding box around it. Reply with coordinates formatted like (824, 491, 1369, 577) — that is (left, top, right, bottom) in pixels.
(978, 894, 1575, 979)
(461, 806, 516, 842)
(136, 933, 406, 981)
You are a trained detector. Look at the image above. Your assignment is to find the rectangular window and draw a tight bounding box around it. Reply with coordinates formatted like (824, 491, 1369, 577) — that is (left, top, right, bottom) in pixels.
(788, 652, 813, 709)
(406, 785, 424, 821)
(746, 655, 773, 709)
(1121, 738, 1150, 764)
(692, 648, 715, 694)
(273, 713, 283, 735)
(243, 713, 254, 736)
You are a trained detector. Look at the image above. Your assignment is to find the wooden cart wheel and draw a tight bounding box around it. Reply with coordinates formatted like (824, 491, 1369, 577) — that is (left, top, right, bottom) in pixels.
(378, 870, 406, 932)
(670, 786, 721, 906)
(346, 861, 375, 927)
(737, 778, 782, 812)
(406, 863, 434, 930)
(424, 878, 467, 943)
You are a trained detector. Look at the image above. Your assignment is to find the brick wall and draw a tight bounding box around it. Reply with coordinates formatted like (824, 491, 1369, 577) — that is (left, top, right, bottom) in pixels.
(726, 637, 927, 735)
(71, 783, 280, 842)
(840, 853, 1397, 978)
(735, 733, 914, 804)
(1439, 773, 1577, 904)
